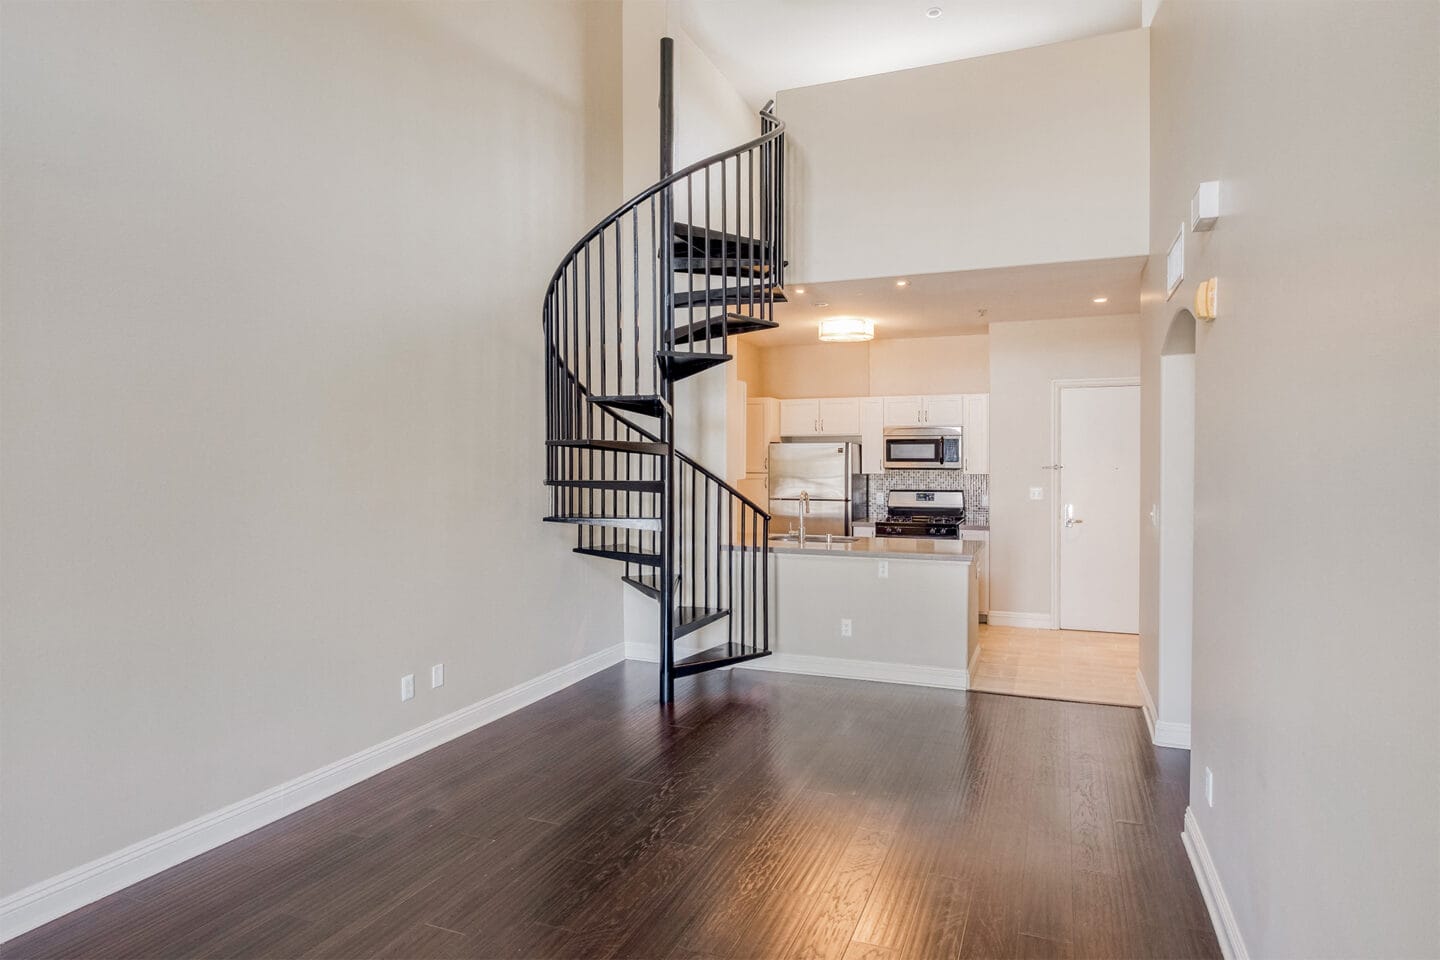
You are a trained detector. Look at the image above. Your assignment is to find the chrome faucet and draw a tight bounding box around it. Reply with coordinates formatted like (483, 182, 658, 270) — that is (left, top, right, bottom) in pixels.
(798, 490, 810, 544)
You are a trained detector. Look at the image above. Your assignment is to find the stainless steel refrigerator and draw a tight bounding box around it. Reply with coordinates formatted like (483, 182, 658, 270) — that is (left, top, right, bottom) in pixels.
(768, 441, 869, 537)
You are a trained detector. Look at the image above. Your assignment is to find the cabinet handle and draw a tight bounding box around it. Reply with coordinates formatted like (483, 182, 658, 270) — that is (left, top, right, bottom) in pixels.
(814, 419, 818, 431)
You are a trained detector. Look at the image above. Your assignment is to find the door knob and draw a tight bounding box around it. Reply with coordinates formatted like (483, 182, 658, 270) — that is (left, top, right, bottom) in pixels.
(1064, 517, 1084, 527)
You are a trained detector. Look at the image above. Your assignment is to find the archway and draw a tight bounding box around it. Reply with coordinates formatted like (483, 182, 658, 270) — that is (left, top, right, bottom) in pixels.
(1155, 309, 1196, 746)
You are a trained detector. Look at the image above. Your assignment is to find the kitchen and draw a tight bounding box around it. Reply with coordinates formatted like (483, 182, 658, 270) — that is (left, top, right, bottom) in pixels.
(718, 268, 1144, 704)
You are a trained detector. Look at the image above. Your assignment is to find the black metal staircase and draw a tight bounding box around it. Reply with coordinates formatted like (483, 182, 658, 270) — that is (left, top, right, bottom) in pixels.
(542, 38, 784, 704)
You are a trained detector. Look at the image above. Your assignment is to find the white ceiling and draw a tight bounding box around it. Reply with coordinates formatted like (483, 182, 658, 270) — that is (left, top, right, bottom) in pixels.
(673, 0, 1142, 107)
(748, 256, 1146, 346)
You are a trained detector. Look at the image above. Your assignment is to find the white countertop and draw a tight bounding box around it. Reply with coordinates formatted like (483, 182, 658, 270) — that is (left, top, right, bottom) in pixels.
(767, 535, 985, 563)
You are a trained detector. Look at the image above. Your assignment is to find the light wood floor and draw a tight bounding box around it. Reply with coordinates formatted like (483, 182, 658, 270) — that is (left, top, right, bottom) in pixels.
(970, 623, 1143, 707)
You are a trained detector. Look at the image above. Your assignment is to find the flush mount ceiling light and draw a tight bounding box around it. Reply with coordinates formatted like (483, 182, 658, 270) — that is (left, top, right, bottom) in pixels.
(895, 279, 910, 287)
(818, 316, 875, 343)
(1092, 296, 1109, 304)
(926, 6, 943, 18)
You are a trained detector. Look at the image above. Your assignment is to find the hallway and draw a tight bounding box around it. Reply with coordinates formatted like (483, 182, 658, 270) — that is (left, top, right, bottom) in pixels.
(970, 624, 1143, 708)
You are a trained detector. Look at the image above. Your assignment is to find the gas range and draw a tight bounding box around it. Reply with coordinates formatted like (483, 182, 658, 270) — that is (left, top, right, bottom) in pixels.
(874, 489, 965, 539)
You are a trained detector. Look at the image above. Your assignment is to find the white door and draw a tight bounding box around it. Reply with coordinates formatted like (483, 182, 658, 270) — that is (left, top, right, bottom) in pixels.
(817, 397, 861, 435)
(923, 395, 965, 427)
(779, 399, 820, 436)
(883, 396, 923, 426)
(1058, 384, 1139, 633)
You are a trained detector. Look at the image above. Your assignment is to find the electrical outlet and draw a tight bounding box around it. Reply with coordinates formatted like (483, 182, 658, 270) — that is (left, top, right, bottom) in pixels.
(431, 663, 444, 689)
(877, 560, 889, 579)
(1204, 767, 1215, 807)
(400, 674, 415, 702)
(1029, 486, 1044, 501)
(840, 618, 853, 637)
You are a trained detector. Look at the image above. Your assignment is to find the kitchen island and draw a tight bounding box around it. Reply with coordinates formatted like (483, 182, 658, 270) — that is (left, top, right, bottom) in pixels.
(740, 535, 985, 689)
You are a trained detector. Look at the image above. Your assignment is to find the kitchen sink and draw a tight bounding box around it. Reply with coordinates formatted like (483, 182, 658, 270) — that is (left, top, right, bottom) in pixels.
(769, 533, 858, 544)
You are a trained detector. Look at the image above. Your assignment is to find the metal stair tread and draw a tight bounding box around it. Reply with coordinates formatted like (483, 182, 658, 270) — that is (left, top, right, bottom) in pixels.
(588, 394, 671, 418)
(674, 606, 730, 639)
(546, 479, 662, 493)
(670, 313, 779, 345)
(672, 284, 786, 310)
(546, 438, 666, 455)
(543, 515, 662, 531)
(656, 350, 733, 382)
(673, 643, 772, 677)
(573, 546, 662, 566)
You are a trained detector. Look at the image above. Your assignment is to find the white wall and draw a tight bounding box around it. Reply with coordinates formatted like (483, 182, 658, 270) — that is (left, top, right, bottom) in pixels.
(0, 1, 623, 898)
(987, 316, 1140, 619)
(775, 29, 1149, 283)
(1142, 3, 1440, 955)
(1155, 350, 1193, 731)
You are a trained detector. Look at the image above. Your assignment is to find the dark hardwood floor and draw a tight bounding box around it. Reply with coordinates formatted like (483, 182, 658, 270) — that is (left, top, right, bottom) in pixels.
(2, 662, 1219, 959)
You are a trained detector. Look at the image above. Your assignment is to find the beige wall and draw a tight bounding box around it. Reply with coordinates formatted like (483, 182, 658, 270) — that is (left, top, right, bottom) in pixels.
(752, 334, 989, 399)
(757, 342, 871, 399)
(0, 1, 623, 897)
(776, 29, 1149, 283)
(868, 336, 990, 395)
(1142, 4, 1439, 956)
(987, 316, 1140, 617)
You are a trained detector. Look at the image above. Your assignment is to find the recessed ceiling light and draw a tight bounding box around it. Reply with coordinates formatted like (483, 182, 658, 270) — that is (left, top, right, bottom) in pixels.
(794, 287, 806, 294)
(819, 317, 875, 343)
(926, 6, 943, 19)
(1092, 296, 1109, 304)
(812, 301, 829, 307)
(895, 279, 909, 287)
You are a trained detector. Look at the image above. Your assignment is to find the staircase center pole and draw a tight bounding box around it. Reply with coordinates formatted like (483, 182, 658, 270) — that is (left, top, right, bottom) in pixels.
(658, 36, 677, 705)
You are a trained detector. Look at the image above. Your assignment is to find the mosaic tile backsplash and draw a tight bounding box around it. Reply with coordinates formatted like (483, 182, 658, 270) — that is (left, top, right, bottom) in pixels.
(866, 470, 989, 527)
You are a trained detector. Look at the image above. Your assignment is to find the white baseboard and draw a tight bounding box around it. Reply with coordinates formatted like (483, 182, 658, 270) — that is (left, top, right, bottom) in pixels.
(968, 642, 983, 679)
(0, 642, 626, 943)
(985, 610, 1052, 629)
(737, 652, 967, 690)
(1182, 807, 1249, 960)
(1136, 667, 1191, 749)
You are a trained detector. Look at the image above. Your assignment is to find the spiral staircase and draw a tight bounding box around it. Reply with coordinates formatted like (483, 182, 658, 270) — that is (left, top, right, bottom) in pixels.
(542, 40, 783, 703)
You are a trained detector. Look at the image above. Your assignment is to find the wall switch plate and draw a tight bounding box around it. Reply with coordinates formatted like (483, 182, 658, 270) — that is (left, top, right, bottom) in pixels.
(1029, 486, 1044, 501)
(400, 674, 415, 702)
(877, 560, 889, 579)
(840, 618, 853, 637)
(431, 664, 444, 688)
(1204, 767, 1215, 807)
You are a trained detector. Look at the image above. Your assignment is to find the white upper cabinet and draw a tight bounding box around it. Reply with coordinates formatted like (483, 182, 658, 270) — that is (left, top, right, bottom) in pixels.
(859, 398, 884, 474)
(923, 395, 965, 428)
(745, 397, 780, 473)
(779, 398, 821, 436)
(962, 393, 989, 474)
(883, 396, 924, 426)
(817, 398, 861, 436)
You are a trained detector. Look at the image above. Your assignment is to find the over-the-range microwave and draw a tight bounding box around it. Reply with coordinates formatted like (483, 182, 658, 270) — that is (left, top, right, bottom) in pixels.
(882, 426, 963, 470)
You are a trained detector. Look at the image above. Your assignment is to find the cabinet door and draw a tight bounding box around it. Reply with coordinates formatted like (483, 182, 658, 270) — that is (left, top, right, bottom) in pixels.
(962, 394, 989, 473)
(883, 396, 923, 426)
(745, 400, 767, 473)
(923, 395, 965, 428)
(818, 397, 861, 436)
(859, 398, 884, 474)
(779, 398, 820, 436)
